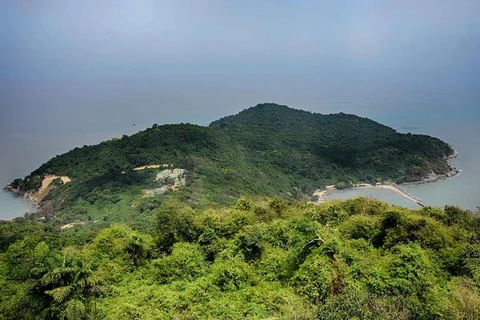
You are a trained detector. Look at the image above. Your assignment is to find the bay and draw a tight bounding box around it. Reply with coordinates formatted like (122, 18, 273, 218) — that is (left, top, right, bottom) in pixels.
(324, 114, 480, 210)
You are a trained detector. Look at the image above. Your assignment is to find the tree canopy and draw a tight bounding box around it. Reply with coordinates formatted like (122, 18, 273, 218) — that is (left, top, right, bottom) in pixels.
(1, 197, 479, 319)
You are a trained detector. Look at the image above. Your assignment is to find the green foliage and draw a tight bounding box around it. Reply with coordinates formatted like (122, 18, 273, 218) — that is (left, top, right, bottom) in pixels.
(235, 225, 264, 261)
(87, 224, 153, 271)
(334, 180, 353, 190)
(458, 245, 480, 282)
(340, 214, 380, 243)
(154, 202, 196, 253)
(38, 250, 103, 319)
(316, 286, 412, 320)
(373, 210, 454, 250)
(292, 252, 338, 303)
(0, 220, 47, 253)
(387, 243, 434, 295)
(1, 198, 480, 318)
(152, 242, 207, 284)
(440, 278, 480, 319)
(210, 256, 257, 292)
(63, 299, 86, 320)
(3, 237, 51, 280)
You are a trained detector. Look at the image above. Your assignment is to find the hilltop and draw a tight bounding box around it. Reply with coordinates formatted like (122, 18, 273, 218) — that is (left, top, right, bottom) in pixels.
(7, 103, 456, 223)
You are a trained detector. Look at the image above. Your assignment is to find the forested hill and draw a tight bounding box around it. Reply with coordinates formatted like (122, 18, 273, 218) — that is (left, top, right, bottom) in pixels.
(10, 103, 454, 213)
(210, 103, 454, 183)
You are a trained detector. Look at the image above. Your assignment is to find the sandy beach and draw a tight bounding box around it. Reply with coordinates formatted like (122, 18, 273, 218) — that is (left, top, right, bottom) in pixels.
(313, 183, 425, 207)
(312, 150, 461, 207)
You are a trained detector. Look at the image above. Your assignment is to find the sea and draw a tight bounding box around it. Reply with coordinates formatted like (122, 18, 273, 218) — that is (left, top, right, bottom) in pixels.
(1, 82, 479, 219)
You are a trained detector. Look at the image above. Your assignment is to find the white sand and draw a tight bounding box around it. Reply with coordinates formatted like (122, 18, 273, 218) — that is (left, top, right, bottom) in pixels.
(313, 183, 424, 206)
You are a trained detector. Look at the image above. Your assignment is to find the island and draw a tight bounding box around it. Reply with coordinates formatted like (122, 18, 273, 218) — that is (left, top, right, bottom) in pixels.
(5, 103, 458, 219)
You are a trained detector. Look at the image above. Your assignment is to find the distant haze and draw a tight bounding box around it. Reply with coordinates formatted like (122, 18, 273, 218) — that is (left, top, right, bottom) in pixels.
(2, 1, 479, 127)
(1, 1, 479, 216)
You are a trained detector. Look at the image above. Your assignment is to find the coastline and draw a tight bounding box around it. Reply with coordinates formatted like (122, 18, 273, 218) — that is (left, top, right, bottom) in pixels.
(4, 183, 38, 204)
(0, 188, 36, 220)
(313, 183, 425, 207)
(1, 185, 38, 220)
(4, 174, 71, 205)
(313, 149, 461, 207)
(3, 184, 40, 211)
(402, 149, 461, 186)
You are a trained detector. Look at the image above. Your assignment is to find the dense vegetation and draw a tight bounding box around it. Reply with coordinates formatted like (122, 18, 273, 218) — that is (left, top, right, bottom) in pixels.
(10, 103, 454, 224)
(2, 103, 468, 319)
(1, 197, 479, 319)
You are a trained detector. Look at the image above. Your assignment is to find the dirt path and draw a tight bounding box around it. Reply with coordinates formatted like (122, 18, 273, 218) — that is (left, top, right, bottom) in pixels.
(133, 164, 161, 171)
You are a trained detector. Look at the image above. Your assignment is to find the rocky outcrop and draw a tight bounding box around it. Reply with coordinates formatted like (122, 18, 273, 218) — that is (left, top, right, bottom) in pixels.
(145, 169, 186, 195)
(408, 150, 460, 185)
(4, 175, 71, 204)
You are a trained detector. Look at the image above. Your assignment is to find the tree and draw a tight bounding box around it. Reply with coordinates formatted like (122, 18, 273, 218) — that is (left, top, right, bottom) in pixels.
(155, 202, 196, 253)
(40, 250, 103, 319)
(125, 234, 149, 267)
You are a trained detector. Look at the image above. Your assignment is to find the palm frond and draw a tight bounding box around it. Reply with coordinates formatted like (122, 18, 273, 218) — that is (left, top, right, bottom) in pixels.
(45, 285, 73, 303)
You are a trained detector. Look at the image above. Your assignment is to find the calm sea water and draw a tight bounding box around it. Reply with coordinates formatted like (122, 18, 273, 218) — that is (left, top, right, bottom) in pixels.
(396, 118, 480, 210)
(0, 189, 35, 220)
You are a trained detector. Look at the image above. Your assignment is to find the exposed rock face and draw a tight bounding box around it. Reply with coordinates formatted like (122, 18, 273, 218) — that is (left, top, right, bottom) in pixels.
(35, 175, 71, 202)
(4, 175, 71, 203)
(61, 220, 85, 230)
(156, 169, 186, 185)
(421, 168, 460, 183)
(133, 164, 174, 171)
(406, 150, 460, 185)
(145, 169, 186, 195)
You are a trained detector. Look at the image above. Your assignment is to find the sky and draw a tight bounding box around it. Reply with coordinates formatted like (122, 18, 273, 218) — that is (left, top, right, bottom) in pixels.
(1, 0, 480, 178)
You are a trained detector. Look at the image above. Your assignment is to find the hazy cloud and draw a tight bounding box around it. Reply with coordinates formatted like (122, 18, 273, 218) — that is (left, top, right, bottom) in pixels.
(0, 0, 479, 150)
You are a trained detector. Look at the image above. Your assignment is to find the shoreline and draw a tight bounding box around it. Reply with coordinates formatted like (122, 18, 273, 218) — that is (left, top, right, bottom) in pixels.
(402, 149, 461, 186)
(1, 187, 39, 220)
(313, 183, 425, 207)
(313, 149, 461, 207)
(0, 189, 36, 221)
(3, 174, 72, 215)
(3, 185, 40, 212)
(4, 150, 461, 212)
(4, 183, 40, 205)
